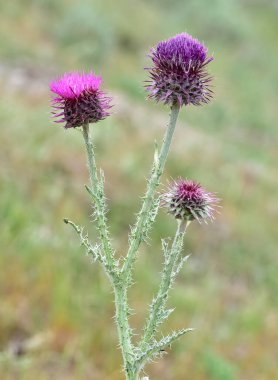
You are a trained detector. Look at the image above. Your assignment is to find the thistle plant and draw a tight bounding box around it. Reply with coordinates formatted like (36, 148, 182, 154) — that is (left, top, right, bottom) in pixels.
(50, 33, 217, 380)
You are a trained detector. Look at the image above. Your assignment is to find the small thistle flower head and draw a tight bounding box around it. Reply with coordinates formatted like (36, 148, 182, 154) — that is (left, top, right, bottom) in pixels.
(50, 72, 112, 129)
(162, 179, 218, 222)
(146, 33, 213, 107)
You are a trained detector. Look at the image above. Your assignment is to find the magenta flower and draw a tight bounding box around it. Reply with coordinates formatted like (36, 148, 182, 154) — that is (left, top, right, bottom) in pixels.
(162, 179, 218, 222)
(50, 72, 112, 129)
(146, 33, 213, 107)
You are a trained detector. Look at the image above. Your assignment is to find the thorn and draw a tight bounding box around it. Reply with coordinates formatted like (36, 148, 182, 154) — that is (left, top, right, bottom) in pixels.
(85, 184, 91, 193)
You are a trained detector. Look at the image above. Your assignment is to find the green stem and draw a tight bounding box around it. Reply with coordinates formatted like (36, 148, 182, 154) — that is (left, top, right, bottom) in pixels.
(82, 123, 116, 275)
(82, 124, 137, 378)
(82, 123, 98, 188)
(114, 283, 136, 379)
(122, 104, 180, 280)
(140, 219, 189, 351)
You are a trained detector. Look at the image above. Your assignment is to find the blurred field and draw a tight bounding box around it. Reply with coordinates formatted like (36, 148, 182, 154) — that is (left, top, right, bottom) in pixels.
(0, 0, 277, 379)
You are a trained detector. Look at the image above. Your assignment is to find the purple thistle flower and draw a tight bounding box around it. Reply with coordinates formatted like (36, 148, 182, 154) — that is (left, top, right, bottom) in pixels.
(50, 72, 112, 129)
(162, 179, 218, 222)
(146, 33, 213, 107)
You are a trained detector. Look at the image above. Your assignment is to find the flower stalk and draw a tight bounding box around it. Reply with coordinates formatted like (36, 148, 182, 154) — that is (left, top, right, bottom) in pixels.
(122, 103, 180, 282)
(114, 281, 135, 379)
(82, 123, 117, 278)
(139, 219, 190, 353)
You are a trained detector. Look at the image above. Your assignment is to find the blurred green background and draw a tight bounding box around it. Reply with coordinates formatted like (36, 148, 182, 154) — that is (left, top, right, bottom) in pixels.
(0, 0, 277, 379)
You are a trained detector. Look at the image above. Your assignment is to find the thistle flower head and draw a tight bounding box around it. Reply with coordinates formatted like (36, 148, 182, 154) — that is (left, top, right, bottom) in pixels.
(50, 72, 112, 129)
(146, 33, 213, 107)
(162, 179, 218, 222)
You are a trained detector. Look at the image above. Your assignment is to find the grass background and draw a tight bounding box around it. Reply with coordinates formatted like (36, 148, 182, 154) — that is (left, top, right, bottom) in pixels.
(0, 0, 277, 379)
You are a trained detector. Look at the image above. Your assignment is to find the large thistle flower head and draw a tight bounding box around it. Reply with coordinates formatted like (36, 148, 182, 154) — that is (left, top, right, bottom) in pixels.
(162, 179, 218, 222)
(146, 33, 213, 107)
(50, 72, 112, 129)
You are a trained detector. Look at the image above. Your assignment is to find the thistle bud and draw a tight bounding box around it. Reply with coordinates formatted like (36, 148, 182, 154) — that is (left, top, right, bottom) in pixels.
(162, 179, 218, 222)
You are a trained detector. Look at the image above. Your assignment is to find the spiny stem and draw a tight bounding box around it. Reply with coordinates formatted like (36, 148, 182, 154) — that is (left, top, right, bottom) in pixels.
(140, 219, 189, 351)
(117, 105, 180, 379)
(114, 282, 135, 379)
(82, 124, 135, 378)
(122, 104, 180, 280)
(63, 218, 99, 260)
(82, 123, 116, 276)
(136, 327, 194, 371)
